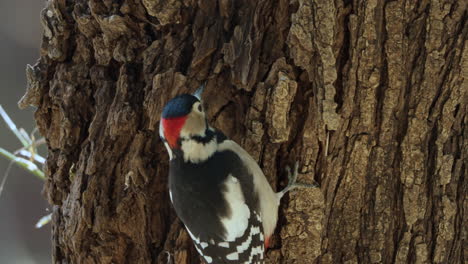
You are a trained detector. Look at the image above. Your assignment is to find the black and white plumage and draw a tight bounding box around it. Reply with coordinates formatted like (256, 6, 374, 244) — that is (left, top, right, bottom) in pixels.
(159, 85, 313, 263)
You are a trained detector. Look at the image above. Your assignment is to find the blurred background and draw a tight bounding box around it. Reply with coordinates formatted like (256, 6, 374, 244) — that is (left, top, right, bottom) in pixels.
(0, 1, 51, 263)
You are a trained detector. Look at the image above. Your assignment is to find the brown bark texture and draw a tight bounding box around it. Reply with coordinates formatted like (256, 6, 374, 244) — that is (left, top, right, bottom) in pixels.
(20, 0, 466, 263)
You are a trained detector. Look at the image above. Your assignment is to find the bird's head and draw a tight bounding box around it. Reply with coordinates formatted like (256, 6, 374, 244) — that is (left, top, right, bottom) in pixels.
(160, 85, 207, 149)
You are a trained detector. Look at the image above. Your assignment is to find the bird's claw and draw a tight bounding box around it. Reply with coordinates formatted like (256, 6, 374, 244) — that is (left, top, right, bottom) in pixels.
(279, 161, 318, 198)
(285, 161, 299, 185)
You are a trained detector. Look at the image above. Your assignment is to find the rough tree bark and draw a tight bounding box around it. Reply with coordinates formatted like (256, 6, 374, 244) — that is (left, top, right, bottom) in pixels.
(20, 0, 465, 263)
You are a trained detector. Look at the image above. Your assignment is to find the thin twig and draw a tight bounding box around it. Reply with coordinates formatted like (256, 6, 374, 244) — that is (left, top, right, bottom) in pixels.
(17, 149, 46, 164)
(0, 148, 45, 180)
(0, 105, 31, 147)
(0, 159, 15, 198)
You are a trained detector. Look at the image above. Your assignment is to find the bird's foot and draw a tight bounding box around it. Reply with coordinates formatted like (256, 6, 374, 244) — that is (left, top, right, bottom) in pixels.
(278, 161, 319, 199)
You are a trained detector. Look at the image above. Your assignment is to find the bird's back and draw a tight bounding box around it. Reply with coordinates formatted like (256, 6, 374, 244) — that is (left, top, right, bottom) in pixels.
(169, 147, 266, 263)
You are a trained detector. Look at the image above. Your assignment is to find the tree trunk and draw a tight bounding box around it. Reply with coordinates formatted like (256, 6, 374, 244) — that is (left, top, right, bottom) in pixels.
(20, 0, 466, 263)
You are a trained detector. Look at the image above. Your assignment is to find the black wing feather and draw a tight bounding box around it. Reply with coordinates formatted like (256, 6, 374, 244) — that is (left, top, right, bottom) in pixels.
(169, 136, 265, 263)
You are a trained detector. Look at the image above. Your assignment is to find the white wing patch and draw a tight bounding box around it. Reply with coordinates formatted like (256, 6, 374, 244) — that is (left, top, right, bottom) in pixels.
(236, 228, 253, 253)
(218, 242, 229, 248)
(221, 175, 251, 241)
(184, 211, 265, 263)
(204, 256, 213, 263)
(226, 252, 239, 260)
(186, 226, 214, 263)
(247, 245, 264, 263)
(218, 140, 279, 239)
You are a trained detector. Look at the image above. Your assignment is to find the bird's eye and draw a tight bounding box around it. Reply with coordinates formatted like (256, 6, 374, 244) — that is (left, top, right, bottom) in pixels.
(198, 104, 203, 112)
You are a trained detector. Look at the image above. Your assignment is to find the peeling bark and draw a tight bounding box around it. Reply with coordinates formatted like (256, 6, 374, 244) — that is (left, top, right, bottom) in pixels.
(22, 0, 466, 263)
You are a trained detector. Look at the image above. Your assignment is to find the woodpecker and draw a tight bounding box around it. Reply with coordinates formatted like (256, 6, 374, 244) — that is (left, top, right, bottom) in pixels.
(159, 84, 315, 263)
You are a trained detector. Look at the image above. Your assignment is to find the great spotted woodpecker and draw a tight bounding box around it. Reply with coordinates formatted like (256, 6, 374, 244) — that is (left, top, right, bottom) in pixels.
(159, 85, 315, 263)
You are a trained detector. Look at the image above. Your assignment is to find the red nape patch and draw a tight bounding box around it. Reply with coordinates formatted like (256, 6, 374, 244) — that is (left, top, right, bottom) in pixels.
(161, 116, 187, 148)
(265, 236, 271, 250)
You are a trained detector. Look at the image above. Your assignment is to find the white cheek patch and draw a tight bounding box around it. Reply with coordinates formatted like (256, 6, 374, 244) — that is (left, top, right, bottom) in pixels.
(179, 103, 206, 138)
(179, 125, 206, 138)
(181, 139, 217, 163)
(220, 175, 251, 241)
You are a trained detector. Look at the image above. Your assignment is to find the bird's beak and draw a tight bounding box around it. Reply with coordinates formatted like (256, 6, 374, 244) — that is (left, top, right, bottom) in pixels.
(193, 82, 206, 100)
